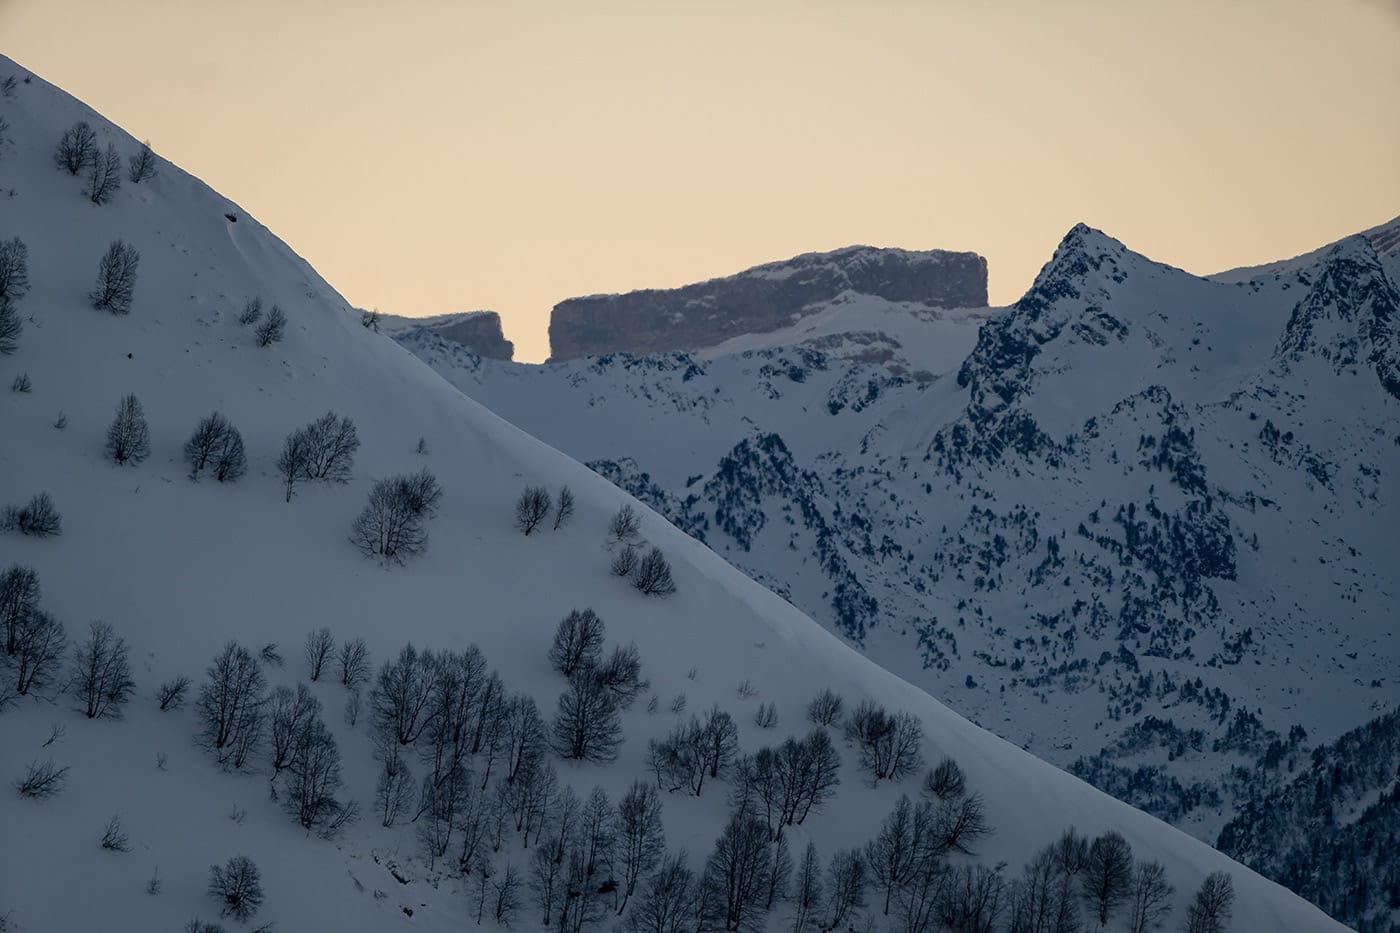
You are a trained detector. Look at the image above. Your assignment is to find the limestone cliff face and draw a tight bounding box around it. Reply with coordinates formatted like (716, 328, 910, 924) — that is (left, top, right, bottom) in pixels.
(548, 245, 987, 360)
(379, 310, 515, 361)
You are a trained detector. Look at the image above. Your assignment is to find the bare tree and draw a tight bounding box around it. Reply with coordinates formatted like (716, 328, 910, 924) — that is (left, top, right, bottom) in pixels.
(608, 504, 641, 546)
(14, 757, 69, 798)
(302, 411, 360, 482)
(767, 832, 793, 911)
(195, 642, 267, 770)
(70, 620, 134, 719)
(633, 548, 676, 597)
(753, 702, 779, 729)
(10, 609, 66, 697)
(237, 297, 263, 326)
(370, 643, 441, 747)
(624, 852, 697, 933)
(935, 792, 990, 856)
(105, 393, 150, 465)
(284, 715, 346, 832)
(699, 705, 739, 782)
(304, 627, 334, 681)
(212, 426, 246, 482)
(494, 861, 520, 925)
(705, 810, 773, 933)
(90, 239, 140, 314)
(790, 841, 823, 933)
(157, 675, 191, 711)
(823, 848, 867, 932)
(844, 700, 924, 782)
(54, 121, 97, 174)
(1081, 831, 1134, 927)
(924, 757, 966, 801)
(208, 856, 263, 922)
(580, 785, 616, 879)
(351, 476, 429, 563)
(1, 563, 40, 656)
(548, 608, 606, 678)
(805, 689, 843, 727)
(185, 412, 244, 481)
(276, 428, 310, 502)
(254, 304, 286, 346)
(98, 813, 131, 852)
(396, 467, 442, 517)
(551, 670, 622, 763)
(554, 485, 575, 530)
(86, 142, 122, 204)
(531, 843, 565, 927)
(1125, 860, 1173, 933)
(504, 693, 545, 784)
(374, 747, 416, 827)
(127, 140, 157, 183)
(611, 546, 639, 578)
(595, 642, 648, 709)
(0, 302, 19, 358)
(267, 683, 321, 774)
(1183, 872, 1233, 933)
(0, 237, 29, 356)
(515, 485, 552, 535)
(339, 637, 370, 687)
(616, 780, 667, 912)
(2, 492, 61, 537)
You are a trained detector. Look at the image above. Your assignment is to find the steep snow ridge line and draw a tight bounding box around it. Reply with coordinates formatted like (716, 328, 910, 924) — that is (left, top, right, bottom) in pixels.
(0, 53, 1352, 933)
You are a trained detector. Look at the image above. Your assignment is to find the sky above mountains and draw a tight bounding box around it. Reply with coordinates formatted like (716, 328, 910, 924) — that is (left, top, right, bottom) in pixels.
(4, 0, 1397, 361)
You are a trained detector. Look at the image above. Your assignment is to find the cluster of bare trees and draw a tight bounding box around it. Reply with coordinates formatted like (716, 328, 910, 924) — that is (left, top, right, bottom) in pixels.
(0, 564, 65, 708)
(546, 609, 647, 764)
(351, 468, 443, 563)
(276, 410, 360, 502)
(646, 705, 739, 797)
(192, 640, 350, 832)
(52, 123, 158, 202)
(1, 492, 61, 537)
(606, 505, 677, 597)
(1002, 826, 1187, 933)
(184, 411, 247, 482)
(516, 484, 574, 535)
(90, 240, 140, 314)
(0, 237, 29, 356)
(731, 729, 842, 841)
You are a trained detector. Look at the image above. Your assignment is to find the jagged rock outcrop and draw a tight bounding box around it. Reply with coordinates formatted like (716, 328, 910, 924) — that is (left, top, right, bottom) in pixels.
(379, 310, 515, 360)
(548, 245, 987, 360)
(1273, 237, 1400, 399)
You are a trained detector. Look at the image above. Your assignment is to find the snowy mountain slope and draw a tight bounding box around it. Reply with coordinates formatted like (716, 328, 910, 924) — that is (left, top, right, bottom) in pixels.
(697, 294, 993, 380)
(0, 56, 1345, 933)
(400, 226, 1399, 929)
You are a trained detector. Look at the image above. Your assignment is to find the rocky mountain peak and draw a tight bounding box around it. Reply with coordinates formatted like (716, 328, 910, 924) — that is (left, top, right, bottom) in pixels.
(1274, 236, 1400, 398)
(547, 245, 988, 360)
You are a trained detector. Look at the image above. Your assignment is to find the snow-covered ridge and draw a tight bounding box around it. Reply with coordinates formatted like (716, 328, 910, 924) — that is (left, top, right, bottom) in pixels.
(547, 244, 988, 361)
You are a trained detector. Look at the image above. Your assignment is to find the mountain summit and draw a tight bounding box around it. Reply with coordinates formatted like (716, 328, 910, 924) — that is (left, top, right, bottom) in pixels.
(547, 245, 988, 361)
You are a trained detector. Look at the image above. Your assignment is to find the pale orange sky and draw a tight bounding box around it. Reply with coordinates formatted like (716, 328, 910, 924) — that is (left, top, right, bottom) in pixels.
(4, 0, 1398, 361)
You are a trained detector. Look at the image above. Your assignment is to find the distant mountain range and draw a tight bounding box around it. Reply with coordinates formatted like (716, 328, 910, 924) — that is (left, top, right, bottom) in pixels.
(398, 215, 1400, 931)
